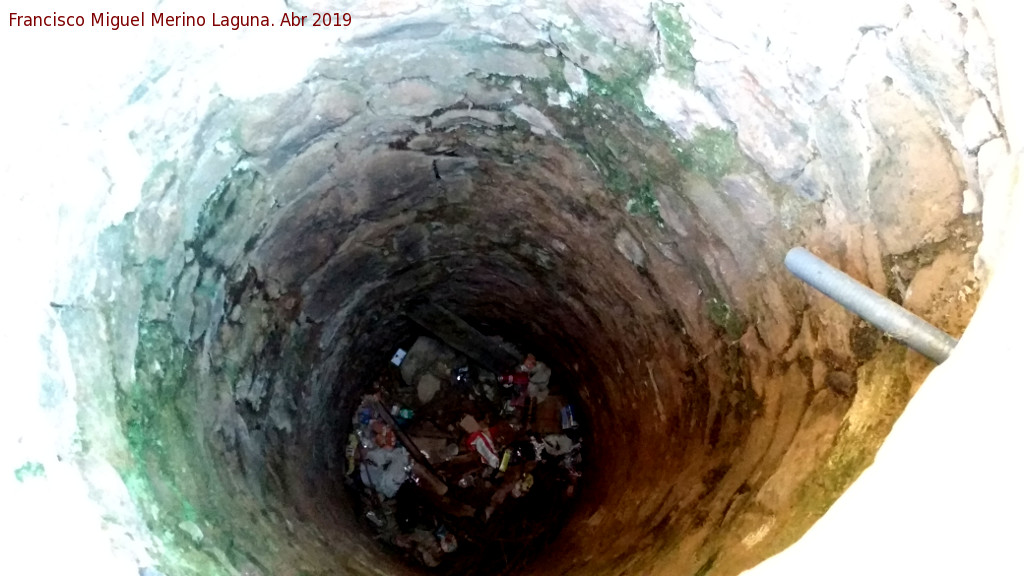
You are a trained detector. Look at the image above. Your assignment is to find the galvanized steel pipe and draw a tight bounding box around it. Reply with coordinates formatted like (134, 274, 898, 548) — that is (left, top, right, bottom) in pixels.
(785, 247, 958, 363)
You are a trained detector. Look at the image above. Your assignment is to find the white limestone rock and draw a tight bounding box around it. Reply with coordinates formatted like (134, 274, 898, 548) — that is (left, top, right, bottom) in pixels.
(962, 98, 1000, 153)
(643, 70, 727, 140)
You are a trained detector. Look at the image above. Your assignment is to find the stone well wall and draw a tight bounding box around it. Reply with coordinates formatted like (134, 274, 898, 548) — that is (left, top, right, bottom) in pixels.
(1, 1, 1017, 575)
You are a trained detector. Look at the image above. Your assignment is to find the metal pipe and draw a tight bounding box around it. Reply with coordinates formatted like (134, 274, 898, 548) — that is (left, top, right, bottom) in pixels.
(784, 247, 958, 363)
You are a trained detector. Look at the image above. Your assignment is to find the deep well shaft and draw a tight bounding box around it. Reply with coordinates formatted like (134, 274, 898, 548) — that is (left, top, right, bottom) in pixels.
(3, 1, 1022, 575)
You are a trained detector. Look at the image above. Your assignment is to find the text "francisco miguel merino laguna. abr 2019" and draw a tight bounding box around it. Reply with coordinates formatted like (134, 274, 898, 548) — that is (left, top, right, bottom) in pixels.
(9, 11, 352, 30)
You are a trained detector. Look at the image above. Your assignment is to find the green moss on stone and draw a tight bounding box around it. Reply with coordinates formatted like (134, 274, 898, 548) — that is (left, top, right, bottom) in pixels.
(135, 321, 189, 395)
(479, 41, 741, 223)
(566, 65, 739, 219)
(653, 3, 697, 84)
(138, 258, 172, 303)
(766, 343, 912, 554)
(560, 67, 677, 225)
(182, 500, 199, 523)
(113, 315, 233, 574)
(195, 166, 260, 248)
(677, 127, 740, 183)
(626, 179, 662, 220)
(13, 461, 46, 482)
(586, 66, 658, 124)
(706, 297, 747, 341)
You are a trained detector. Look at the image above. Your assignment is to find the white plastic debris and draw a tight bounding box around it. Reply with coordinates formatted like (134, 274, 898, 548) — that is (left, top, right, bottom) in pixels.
(360, 447, 411, 498)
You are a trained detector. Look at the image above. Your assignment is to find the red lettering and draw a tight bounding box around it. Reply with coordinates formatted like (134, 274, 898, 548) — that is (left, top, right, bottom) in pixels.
(10, 12, 85, 26)
(280, 11, 306, 26)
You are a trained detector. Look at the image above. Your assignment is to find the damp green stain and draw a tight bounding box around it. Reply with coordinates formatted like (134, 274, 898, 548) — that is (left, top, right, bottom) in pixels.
(758, 343, 913, 559)
(706, 297, 747, 340)
(14, 461, 46, 482)
(626, 179, 663, 222)
(573, 67, 739, 217)
(182, 500, 198, 523)
(652, 3, 697, 85)
(479, 38, 739, 223)
(586, 66, 657, 123)
(676, 127, 740, 183)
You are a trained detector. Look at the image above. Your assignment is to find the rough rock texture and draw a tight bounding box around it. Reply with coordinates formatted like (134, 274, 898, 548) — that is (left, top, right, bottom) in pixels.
(0, 0, 1004, 576)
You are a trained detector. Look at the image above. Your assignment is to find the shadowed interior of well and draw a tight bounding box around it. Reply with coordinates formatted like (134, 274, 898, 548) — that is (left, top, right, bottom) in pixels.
(9, 2, 1007, 575)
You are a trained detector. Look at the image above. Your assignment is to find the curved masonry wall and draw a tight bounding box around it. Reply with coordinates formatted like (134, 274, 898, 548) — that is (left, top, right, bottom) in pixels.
(2, 1, 1019, 575)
